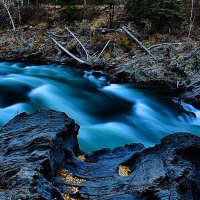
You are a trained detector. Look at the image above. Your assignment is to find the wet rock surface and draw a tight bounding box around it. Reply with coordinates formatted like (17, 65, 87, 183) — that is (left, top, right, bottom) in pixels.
(0, 110, 80, 199)
(0, 111, 200, 199)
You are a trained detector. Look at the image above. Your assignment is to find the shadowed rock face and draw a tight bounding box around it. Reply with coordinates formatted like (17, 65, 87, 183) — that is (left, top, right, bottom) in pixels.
(0, 110, 80, 199)
(0, 111, 200, 200)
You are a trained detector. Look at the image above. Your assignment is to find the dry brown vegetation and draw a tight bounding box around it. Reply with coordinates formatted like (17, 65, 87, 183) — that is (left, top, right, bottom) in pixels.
(0, 3, 200, 66)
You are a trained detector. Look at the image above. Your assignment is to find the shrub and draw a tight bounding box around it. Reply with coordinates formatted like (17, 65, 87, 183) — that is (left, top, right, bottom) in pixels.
(116, 34, 132, 52)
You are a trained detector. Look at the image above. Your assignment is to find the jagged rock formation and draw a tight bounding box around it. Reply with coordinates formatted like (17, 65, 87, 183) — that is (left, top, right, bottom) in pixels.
(55, 132, 200, 199)
(0, 110, 80, 199)
(0, 110, 200, 199)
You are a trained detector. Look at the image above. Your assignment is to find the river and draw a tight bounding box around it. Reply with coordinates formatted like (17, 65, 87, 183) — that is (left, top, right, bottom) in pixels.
(0, 62, 200, 152)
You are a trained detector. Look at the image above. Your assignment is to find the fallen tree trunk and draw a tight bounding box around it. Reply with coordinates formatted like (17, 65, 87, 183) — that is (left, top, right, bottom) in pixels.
(122, 27, 156, 61)
(49, 27, 111, 65)
(51, 37, 86, 64)
(148, 43, 183, 50)
(65, 27, 89, 60)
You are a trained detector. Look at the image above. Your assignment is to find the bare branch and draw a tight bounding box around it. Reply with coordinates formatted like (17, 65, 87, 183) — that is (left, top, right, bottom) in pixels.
(122, 26, 156, 61)
(65, 27, 89, 60)
(148, 43, 182, 50)
(90, 51, 99, 60)
(94, 40, 111, 62)
(1, 1, 16, 33)
(188, 0, 195, 41)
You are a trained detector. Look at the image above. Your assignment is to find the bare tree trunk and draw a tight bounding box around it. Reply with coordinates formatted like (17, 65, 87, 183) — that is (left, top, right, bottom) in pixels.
(2, 1, 16, 33)
(17, 2, 21, 24)
(108, 4, 115, 29)
(188, 0, 195, 41)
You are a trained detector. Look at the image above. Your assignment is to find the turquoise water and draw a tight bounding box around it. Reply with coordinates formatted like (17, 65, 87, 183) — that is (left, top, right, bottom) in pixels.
(0, 62, 200, 152)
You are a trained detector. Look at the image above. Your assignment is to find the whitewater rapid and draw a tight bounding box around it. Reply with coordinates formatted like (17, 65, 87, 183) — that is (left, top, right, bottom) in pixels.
(0, 62, 200, 152)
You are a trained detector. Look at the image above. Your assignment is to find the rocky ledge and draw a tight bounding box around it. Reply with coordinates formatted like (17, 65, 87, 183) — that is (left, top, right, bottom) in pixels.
(0, 110, 200, 199)
(110, 44, 200, 109)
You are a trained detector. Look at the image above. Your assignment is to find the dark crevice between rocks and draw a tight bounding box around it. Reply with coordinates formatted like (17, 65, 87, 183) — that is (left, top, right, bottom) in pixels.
(118, 151, 142, 174)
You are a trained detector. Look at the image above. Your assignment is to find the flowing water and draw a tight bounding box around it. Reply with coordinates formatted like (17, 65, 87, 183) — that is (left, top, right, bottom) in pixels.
(0, 62, 200, 152)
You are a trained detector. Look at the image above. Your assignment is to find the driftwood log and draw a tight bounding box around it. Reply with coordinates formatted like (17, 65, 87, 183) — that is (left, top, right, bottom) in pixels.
(51, 37, 86, 64)
(50, 27, 111, 64)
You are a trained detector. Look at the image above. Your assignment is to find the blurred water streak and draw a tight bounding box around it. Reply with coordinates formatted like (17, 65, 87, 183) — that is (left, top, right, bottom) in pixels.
(0, 62, 199, 152)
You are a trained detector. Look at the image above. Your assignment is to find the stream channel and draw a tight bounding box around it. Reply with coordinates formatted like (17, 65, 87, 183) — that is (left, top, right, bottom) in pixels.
(0, 62, 200, 152)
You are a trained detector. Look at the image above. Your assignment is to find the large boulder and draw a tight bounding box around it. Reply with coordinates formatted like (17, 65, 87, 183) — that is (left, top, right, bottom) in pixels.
(0, 110, 79, 199)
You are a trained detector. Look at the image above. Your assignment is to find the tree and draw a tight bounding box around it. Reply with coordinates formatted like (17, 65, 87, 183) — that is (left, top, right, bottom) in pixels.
(125, 0, 187, 32)
(106, 0, 115, 29)
(0, 0, 16, 32)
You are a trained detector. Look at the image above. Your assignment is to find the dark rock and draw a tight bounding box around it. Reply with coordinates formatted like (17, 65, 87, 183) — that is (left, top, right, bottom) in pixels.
(181, 75, 200, 109)
(55, 133, 200, 200)
(0, 111, 200, 199)
(91, 71, 104, 78)
(0, 110, 80, 199)
(170, 98, 196, 118)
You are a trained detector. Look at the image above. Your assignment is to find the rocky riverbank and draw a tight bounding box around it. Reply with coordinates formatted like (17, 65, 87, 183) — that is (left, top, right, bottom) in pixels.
(1, 25, 200, 109)
(0, 110, 200, 199)
(110, 43, 200, 109)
